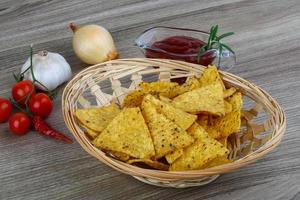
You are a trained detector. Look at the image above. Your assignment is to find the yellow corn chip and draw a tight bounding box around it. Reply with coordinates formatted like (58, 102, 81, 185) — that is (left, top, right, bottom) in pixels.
(128, 159, 169, 170)
(198, 65, 225, 90)
(106, 150, 130, 161)
(93, 107, 155, 159)
(122, 90, 146, 108)
(169, 124, 228, 171)
(201, 156, 232, 169)
(83, 126, 100, 139)
(74, 103, 121, 133)
(196, 115, 209, 127)
(172, 82, 225, 116)
(166, 122, 227, 164)
(224, 87, 237, 98)
(203, 92, 243, 139)
(139, 82, 180, 98)
(224, 100, 233, 114)
(159, 95, 172, 103)
(217, 137, 228, 148)
(210, 92, 242, 138)
(229, 92, 243, 111)
(141, 98, 194, 159)
(165, 149, 183, 164)
(144, 94, 197, 130)
(206, 126, 221, 139)
(179, 77, 201, 94)
(197, 116, 221, 139)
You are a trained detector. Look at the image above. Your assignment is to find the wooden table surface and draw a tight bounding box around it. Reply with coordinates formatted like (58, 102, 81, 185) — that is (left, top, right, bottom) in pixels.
(0, 0, 299, 199)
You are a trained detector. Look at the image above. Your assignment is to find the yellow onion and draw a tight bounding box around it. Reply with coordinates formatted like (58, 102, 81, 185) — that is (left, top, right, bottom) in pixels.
(69, 23, 118, 64)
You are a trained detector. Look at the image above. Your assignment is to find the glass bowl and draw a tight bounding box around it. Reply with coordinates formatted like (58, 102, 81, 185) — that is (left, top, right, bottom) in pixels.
(135, 26, 236, 71)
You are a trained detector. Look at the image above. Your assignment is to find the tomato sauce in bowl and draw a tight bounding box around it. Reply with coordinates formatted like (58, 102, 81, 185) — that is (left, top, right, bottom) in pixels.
(135, 26, 235, 70)
(145, 35, 215, 66)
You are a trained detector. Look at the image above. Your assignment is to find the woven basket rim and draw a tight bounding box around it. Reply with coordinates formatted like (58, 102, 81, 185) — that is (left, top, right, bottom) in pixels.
(62, 58, 286, 180)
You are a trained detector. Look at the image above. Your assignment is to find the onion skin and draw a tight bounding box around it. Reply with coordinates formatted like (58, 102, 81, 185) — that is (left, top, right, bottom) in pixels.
(70, 23, 118, 65)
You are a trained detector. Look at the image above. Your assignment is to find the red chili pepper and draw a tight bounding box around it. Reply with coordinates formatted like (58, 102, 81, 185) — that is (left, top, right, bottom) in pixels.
(32, 116, 73, 144)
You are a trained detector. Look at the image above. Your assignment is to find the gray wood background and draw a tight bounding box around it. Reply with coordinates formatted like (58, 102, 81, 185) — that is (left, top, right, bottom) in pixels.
(0, 0, 299, 199)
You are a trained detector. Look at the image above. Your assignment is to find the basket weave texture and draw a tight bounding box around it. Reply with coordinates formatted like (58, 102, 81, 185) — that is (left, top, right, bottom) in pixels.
(62, 58, 286, 188)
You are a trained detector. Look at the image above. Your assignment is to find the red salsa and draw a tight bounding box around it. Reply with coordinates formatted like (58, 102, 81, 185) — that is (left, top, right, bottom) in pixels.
(145, 36, 215, 65)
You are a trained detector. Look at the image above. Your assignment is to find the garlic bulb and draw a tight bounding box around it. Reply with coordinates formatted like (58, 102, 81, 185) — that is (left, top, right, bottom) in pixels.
(21, 51, 72, 90)
(70, 23, 118, 64)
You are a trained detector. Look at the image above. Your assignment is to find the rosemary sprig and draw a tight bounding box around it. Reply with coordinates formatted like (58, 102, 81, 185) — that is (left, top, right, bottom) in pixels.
(197, 25, 235, 65)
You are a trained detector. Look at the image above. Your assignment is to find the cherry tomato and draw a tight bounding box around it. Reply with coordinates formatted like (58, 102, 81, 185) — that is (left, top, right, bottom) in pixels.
(12, 80, 35, 105)
(9, 113, 31, 135)
(0, 98, 12, 123)
(29, 93, 53, 118)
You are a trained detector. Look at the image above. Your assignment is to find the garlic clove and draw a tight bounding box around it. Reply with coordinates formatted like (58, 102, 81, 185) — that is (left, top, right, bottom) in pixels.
(21, 51, 72, 91)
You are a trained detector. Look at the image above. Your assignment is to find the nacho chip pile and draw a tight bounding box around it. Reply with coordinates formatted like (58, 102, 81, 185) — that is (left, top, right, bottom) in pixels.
(74, 103, 121, 139)
(74, 65, 243, 171)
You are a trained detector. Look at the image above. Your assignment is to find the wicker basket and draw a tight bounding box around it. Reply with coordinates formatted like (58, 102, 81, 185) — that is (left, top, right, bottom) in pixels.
(62, 58, 286, 188)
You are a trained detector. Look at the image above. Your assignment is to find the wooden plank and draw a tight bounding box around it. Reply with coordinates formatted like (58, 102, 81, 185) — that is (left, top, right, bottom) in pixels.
(0, 0, 299, 199)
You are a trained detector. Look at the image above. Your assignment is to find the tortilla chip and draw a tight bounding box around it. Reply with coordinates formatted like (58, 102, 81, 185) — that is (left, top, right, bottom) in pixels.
(165, 149, 183, 164)
(198, 115, 223, 139)
(169, 124, 228, 171)
(139, 82, 180, 98)
(224, 87, 237, 98)
(83, 126, 100, 139)
(159, 95, 172, 103)
(128, 159, 169, 170)
(172, 82, 225, 116)
(74, 103, 121, 133)
(205, 126, 222, 139)
(106, 150, 130, 161)
(144, 94, 197, 130)
(224, 100, 233, 114)
(196, 115, 221, 139)
(168, 125, 228, 165)
(122, 90, 146, 108)
(196, 115, 209, 127)
(204, 92, 243, 139)
(217, 137, 228, 147)
(92, 107, 155, 159)
(211, 92, 242, 138)
(179, 77, 201, 94)
(141, 98, 194, 159)
(201, 156, 232, 169)
(228, 92, 243, 111)
(198, 65, 225, 90)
